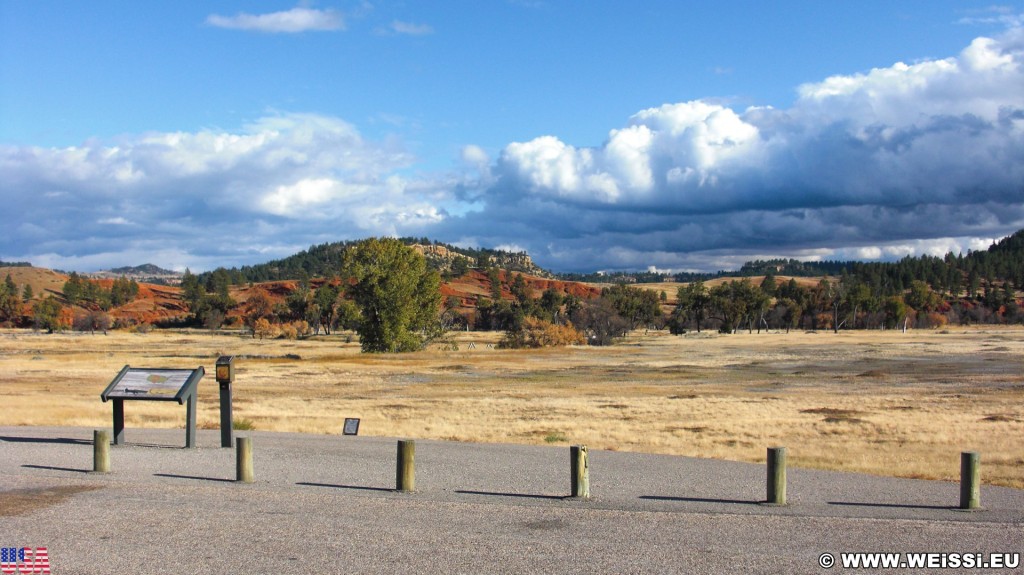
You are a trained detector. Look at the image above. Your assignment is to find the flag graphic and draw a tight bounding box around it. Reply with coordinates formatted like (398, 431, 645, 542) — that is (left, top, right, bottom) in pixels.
(0, 547, 50, 575)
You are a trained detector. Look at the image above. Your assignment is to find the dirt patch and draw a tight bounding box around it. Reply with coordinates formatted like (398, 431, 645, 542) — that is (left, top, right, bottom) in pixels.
(0, 485, 102, 517)
(801, 408, 864, 417)
(802, 407, 869, 424)
(981, 414, 1020, 423)
(857, 370, 889, 378)
(823, 416, 869, 424)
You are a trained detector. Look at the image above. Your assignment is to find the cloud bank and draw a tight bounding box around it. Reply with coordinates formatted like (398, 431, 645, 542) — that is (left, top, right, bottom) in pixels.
(445, 27, 1024, 270)
(2, 28, 1023, 272)
(1, 114, 451, 271)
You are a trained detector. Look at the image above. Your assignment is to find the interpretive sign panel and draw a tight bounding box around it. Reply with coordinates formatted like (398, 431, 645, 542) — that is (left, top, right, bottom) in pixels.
(103, 369, 196, 401)
(343, 418, 360, 436)
(100, 365, 205, 448)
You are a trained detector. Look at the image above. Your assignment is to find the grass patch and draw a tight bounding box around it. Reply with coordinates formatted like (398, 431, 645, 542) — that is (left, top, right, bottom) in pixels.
(232, 418, 257, 431)
(543, 432, 567, 443)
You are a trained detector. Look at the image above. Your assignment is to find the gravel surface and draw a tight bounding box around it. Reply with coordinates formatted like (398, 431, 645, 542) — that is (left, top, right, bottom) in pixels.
(2, 426, 1022, 574)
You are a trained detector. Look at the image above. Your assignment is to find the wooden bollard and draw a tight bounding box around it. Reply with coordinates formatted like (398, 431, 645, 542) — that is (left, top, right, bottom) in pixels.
(93, 429, 110, 473)
(960, 451, 980, 510)
(570, 445, 590, 498)
(236, 436, 254, 483)
(396, 440, 415, 492)
(766, 447, 787, 505)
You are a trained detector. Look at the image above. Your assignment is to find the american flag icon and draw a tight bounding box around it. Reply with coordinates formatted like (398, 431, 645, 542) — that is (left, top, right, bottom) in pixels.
(0, 547, 50, 574)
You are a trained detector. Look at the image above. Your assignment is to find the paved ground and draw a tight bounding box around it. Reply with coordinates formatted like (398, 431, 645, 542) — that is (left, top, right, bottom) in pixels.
(2, 426, 1022, 574)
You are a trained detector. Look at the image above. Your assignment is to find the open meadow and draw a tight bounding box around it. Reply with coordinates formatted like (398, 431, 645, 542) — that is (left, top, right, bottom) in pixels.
(2, 327, 1022, 489)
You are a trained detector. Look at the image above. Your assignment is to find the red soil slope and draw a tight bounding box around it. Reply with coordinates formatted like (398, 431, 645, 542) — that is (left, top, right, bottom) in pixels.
(9, 264, 820, 327)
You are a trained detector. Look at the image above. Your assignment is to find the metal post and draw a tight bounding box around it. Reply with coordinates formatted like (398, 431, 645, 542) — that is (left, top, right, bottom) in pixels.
(767, 447, 787, 505)
(236, 437, 254, 483)
(112, 399, 125, 445)
(219, 382, 233, 448)
(571, 445, 590, 498)
(960, 451, 980, 510)
(396, 440, 415, 492)
(93, 430, 110, 473)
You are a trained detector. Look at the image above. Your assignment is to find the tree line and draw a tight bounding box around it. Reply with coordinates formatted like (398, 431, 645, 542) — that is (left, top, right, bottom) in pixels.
(7, 230, 1023, 345)
(0, 274, 31, 327)
(63, 273, 140, 309)
(60, 234, 1024, 347)
(0, 272, 142, 333)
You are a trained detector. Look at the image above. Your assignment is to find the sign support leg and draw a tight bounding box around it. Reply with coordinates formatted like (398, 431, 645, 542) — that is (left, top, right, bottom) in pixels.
(185, 392, 197, 449)
(113, 399, 125, 445)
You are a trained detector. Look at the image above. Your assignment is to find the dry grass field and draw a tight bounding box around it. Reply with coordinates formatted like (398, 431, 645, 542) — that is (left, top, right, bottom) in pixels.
(2, 327, 1022, 488)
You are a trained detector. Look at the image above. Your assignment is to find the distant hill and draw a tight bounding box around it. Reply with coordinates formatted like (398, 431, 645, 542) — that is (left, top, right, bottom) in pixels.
(0, 265, 69, 301)
(106, 263, 177, 276)
(200, 238, 552, 285)
(87, 263, 183, 286)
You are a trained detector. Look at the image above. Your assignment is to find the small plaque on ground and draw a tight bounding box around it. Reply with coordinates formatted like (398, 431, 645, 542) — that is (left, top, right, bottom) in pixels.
(343, 418, 360, 436)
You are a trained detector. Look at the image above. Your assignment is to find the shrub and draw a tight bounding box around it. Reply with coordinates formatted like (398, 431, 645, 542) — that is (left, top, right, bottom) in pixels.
(499, 317, 585, 349)
(279, 323, 298, 340)
(254, 317, 278, 340)
(920, 312, 949, 329)
(73, 310, 111, 334)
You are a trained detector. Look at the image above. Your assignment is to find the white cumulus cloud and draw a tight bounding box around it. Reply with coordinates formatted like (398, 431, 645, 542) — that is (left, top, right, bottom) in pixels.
(206, 7, 344, 33)
(387, 20, 434, 36)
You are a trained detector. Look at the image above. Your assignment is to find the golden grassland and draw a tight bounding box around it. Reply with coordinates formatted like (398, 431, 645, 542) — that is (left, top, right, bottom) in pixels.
(2, 327, 1022, 488)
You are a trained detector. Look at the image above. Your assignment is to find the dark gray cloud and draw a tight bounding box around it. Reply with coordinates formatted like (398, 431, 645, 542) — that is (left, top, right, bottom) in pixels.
(438, 29, 1024, 270)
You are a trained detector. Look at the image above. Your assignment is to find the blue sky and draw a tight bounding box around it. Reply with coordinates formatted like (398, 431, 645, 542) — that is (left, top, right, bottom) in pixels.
(2, 1, 1023, 273)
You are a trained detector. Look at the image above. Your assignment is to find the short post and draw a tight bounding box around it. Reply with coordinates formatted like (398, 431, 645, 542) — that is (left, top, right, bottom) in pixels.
(236, 436, 254, 483)
(960, 451, 980, 510)
(92, 430, 110, 473)
(396, 440, 415, 492)
(570, 445, 590, 499)
(766, 446, 787, 505)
